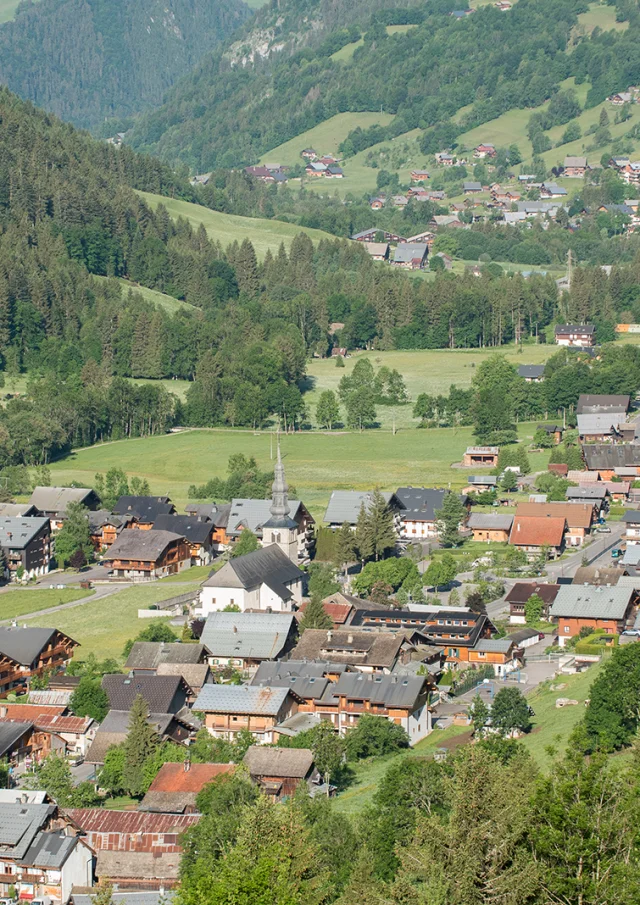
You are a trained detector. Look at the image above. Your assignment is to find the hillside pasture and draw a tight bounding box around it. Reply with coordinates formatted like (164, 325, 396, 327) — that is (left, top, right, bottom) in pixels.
(330, 38, 363, 62)
(93, 276, 195, 314)
(138, 192, 334, 260)
(574, 2, 628, 35)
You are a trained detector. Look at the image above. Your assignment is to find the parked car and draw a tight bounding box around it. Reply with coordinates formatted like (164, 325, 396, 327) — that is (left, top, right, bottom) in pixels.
(596, 526, 611, 533)
(611, 549, 622, 558)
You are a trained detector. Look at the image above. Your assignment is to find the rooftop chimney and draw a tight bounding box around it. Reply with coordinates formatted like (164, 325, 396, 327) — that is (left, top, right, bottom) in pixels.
(184, 759, 191, 772)
(327, 630, 333, 642)
(347, 633, 353, 644)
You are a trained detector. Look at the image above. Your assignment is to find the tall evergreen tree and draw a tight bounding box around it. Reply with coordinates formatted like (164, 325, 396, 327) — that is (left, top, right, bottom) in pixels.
(235, 239, 260, 298)
(122, 695, 160, 797)
(367, 490, 397, 561)
(435, 492, 466, 548)
(355, 504, 374, 563)
(334, 522, 356, 575)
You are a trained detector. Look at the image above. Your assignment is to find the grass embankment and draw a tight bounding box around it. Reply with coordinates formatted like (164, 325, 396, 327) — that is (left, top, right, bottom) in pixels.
(28, 583, 200, 660)
(334, 663, 601, 813)
(93, 276, 195, 315)
(138, 192, 334, 260)
(0, 588, 95, 621)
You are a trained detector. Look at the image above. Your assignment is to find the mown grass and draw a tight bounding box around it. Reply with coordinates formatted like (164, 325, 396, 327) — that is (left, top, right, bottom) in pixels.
(93, 276, 195, 315)
(28, 583, 200, 660)
(330, 38, 363, 62)
(138, 192, 334, 260)
(159, 564, 213, 583)
(574, 2, 628, 34)
(0, 588, 95, 622)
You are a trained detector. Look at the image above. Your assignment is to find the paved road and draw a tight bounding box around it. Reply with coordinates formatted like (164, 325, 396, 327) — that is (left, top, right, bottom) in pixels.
(544, 521, 625, 581)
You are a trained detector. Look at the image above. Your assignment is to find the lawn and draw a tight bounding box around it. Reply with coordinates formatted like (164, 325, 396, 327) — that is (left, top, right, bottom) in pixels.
(137, 192, 334, 260)
(0, 588, 94, 622)
(159, 564, 213, 583)
(93, 277, 195, 315)
(257, 112, 395, 169)
(128, 377, 191, 401)
(0, 0, 34, 23)
(28, 583, 200, 660)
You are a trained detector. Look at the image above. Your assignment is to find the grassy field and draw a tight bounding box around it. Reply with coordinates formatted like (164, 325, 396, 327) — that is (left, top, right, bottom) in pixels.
(330, 38, 363, 63)
(574, 2, 628, 35)
(0, 0, 31, 23)
(386, 24, 417, 35)
(138, 192, 334, 260)
(129, 377, 191, 400)
(258, 113, 395, 169)
(93, 277, 195, 315)
(0, 588, 94, 622)
(29, 583, 200, 660)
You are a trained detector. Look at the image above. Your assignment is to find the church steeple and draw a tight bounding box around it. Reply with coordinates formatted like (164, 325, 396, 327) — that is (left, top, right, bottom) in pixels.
(269, 437, 290, 523)
(262, 434, 298, 563)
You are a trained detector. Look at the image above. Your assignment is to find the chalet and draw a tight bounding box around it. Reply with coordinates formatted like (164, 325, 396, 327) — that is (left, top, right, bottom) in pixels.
(102, 673, 190, 716)
(139, 761, 236, 813)
(0, 800, 93, 903)
(554, 324, 595, 347)
(364, 242, 390, 261)
(623, 510, 640, 545)
(466, 638, 523, 676)
(250, 659, 348, 707)
(540, 182, 568, 199)
(610, 156, 631, 169)
(462, 446, 499, 467)
(505, 582, 560, 624)
(29, 487, 100, 530)
(326, 165, 344, 178)
(609, 92, 633, 105)
(433, 251, 453, 269)
(0, 516, 51, 581)
(301, 148, 317, 160)
(243, 746, 319, 799)
(85, 709, 193, 765)
(0, 503, 37, 517)
(184, 503, 231, 551)
(474, 144, 496, 159)
(407, 230, 436, 245)
(395, 487, 468, 539)
(621, 162, 640, 185)
(305, 162, 327, 177)
(573, 565, 625, 586)
(435, 152, 456, 165)
(193, 684, 300, 743)
(351, 228, 380, 241)
(0, 703, 96, 759)
(411, 170, 430, 182)
(113, 495, 176, 526)
(518, 364, 545, 382)
(462, 475, 498, 494)
(565, 485, 609, 513)
(576, 393, 630, 439)
(244, 165, 276, 183)
(369, 196, 385, 210)
(103, 529, 191, 580)
(0, 721, 35, 766)
(125, 641, 207, 673)
(226, 497, 314, 561)
(582, 444, 640, 477)
(88, 510, 134, 551)
(324, 490, 403, 532)
(198, 546, 305, 615)
(152, 514, 216, 565)
(200, 612, 298, 670)
(463, 181, 482, 194)
(156, 662, 212, 703)
(432, 214, 462, 228)
(539, 424, 564, 445)
(563, 156, 588, 177)
(509, 516, 566, 559)
(392, 242, 428, 270)
(577, 393, 630, 415)
(504, 211, 528, 225)
(64, 809, 199, 889)
(467, 513, 513, 543)
(289, 628, 415, 674)
(515, 502, 594, 546)
(0, 627, 78, 696)
(550, 585, 637, 645)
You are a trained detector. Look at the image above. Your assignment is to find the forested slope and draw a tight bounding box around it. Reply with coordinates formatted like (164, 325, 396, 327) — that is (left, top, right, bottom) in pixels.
(129, 0, 640, 171)
(0, 0, 251, 129)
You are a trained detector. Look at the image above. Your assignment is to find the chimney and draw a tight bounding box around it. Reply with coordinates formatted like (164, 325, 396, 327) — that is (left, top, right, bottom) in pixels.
(347, 633, 353, 644)
(233, 625, 238, 634)
(327, 630, 332, 642)
(0, 706, 7, 718)
(184, 759, 191, 772)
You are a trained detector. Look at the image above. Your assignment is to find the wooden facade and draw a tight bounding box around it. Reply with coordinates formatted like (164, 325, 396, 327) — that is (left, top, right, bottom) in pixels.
(0, 630, 78, 697)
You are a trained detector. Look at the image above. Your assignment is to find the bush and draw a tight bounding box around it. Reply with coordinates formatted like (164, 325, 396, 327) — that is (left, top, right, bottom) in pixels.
(344, 714, 409, 760)
(574, 631, 619, 655)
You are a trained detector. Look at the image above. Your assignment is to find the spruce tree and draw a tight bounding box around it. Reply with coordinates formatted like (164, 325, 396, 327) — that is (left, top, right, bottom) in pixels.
(122, 695, 160, 797)
(367, 490, 397, 561)
(299, 595, 332, 632)
(355, 504, 374, 564)
(334, 522, 356, 575)
(235, 238, 260, 298)
(435, 492, 466, 548)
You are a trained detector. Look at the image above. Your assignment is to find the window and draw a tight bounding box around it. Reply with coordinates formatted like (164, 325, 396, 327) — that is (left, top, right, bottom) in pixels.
(564, 626, 570, 633)
(230, 598, 234, 605)
(477, 651, 486, 658)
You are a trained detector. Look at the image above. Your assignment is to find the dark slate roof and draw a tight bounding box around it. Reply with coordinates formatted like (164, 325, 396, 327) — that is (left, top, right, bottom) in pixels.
(290, 629, 405, 669)
(20, 830, 78, 868)
(518, 365, 545, 379)
(583, 445, 640, 470)
(125, 642, 205, 670)
(88, 510, 128, 530)
(243, 746, 314, 778)
(623, 510, 640, 524)
(152, 515, 214, 544)
(102, 674, 185, 713)
(555, 324, 594, 334)
(505, 582, 560, 605)
(0, 627, 62, 666)
(202, 545, 304, 598)
(0, 517, 49, 549)
(333, 672, 428, 708)
(507, 628, 543, 644)
(0, 803, 54, 858)
(396, 487, 465, 522)
(103, 529, 184, 562)
(113, 496, 175, 522)
(0, 721, 32, 757)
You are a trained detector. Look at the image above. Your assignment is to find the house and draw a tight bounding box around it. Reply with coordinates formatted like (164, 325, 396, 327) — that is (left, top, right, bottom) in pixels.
(184, 503, 231, 551)
(152, 515, 216, 566)
(301, 148, 317, 160)
(139, 761, 236, 813)
(474, 144, 496, 159)
(88, 511, 135, 551)
(621, 162, 640, 185)
(198, 546, 305, 615)
(326, 165, 344, 178)
(0, 516, 51, 581)
(410, 170, 430, 182)
(572, 565, 625, 586)
(0, 720, 36, 766)
(199, 612, 298, 670)
(29, 487, 100, 530)
(623, 510, 640, 545)
(0, 627, 78, 697)
(577, 393, 630, 415)
(102, 673, 189, 715)
(0, 800, 93, 904)
(462, 475, 498, 494)
(64, 809, 199, 889)
(463, 181, 482, 193)
(156, 662, 213, 703)
(249, 659, 348, 707)
(549, 585, 637, 645)
(462, 446, 499, 467)
(563, 156, 588, 177)
(509, 516, 566, 559)
(0, 704, 97, 760)
(433, 252, 453, 269)
(518, 365, 545, 382)
(392, 243, 428, 270)
(0, 503, 37, 517)
(103, 529, 191, 580)
(193, 684, 299, 743)
(244, 166, 276, 183)
(305, 162, 327, 177)
(435, 152, 456, 165)
(466, 638, 523, 676)
(540, 182, 568, 198)
(583, 444, 640, 477)
(565, 485, 609, 513)
(369, 196, 385, 210)
(288, 628, 412, 674)
(243, 746, 319, 798)
(515, 502, 594, 546)
(395, 487, 468, 539)
(364, 242, 390, 262)
(467, 513, 513, 543)
(124, 642, 207, 673)
(85, 709, 193, 765)
(225, 496, 314, 561)
(323, 490, 403, 531)
(609, 92, 633, 105)
(505, 582, 560, 624)
(554, 324, 595, 347)
(352, 228, 380, 242)
(113, 495, 176, 525)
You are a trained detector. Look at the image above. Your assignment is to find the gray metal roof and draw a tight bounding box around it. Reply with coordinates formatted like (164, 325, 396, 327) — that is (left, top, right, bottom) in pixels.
(192, 684, 291, 715)
(584, 445, 640, 470)
(201, 612, 295, 660)
(74, 893, 175, 905)
(507, 628, 542, 644)
(0, 803, 53, 858)
(577, 413, 624, 436)
(202, 545, 304, 597)
(0, 627, 59, 666)
(620, 546, 640, 565)
(20, 830, 78, 868)
(550, 585, 635, 620)
(465, 475, 498, 486)
(0, 721, 33, 757)
(393, 243, 428, 264)
(576, 394, 629, 414)
(468, 513, 513, 531)
(324, 490, 398, 525)
(227, 498, 305, 536)
(243, 746, 314, 778)
(474, 639, 515, 653)
(85, 711, 175, 764)
(566, 485, 608, 500)
(332, 672, 427, 708)
(29, 486, 95, 515)
(623, 511, 640, 523)
(0, 503, 37, 517)
(395, 487, 449, 521)
(0, 516, 49, 549)
(152, 515, 214, 544)
(125, 642, 205, 670)
(103, 529, 185, 562)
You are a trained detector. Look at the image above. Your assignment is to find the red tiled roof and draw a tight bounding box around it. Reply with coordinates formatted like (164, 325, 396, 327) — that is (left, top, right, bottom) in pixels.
(0, 704, 65, 722)
(65, 809, 200, 834)
(298, 600, 352, 624)
(510, 516, 566, 547)
(147, 762, 235, 793)
(516, 502, 593, 530)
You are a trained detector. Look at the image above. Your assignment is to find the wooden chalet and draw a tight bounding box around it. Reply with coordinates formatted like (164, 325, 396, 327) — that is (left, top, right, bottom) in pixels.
(0, 627, 78, 697)
(103, 529, 191, 580)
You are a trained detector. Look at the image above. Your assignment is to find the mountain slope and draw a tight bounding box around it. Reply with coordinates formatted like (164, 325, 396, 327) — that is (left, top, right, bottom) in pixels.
(129, 0, 640, 172)
(0, 0, 252, 129)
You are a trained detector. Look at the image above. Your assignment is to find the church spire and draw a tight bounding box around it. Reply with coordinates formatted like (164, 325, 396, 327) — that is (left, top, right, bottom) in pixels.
(269, 435, 290, 522)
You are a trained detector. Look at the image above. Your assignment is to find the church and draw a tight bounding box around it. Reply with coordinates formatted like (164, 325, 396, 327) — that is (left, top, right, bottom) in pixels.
(198, 445, 306, 615)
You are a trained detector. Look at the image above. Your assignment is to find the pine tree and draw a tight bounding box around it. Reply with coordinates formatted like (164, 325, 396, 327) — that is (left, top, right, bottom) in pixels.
(355, 504, 374, 563)
(235, 238, 260, 298)
(367, 490, 397, 561)
(334, 522, 356, 575)
(299, 595, 332, 632)
(435, 492, 466, 548)
(122, 695, 160, 797)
